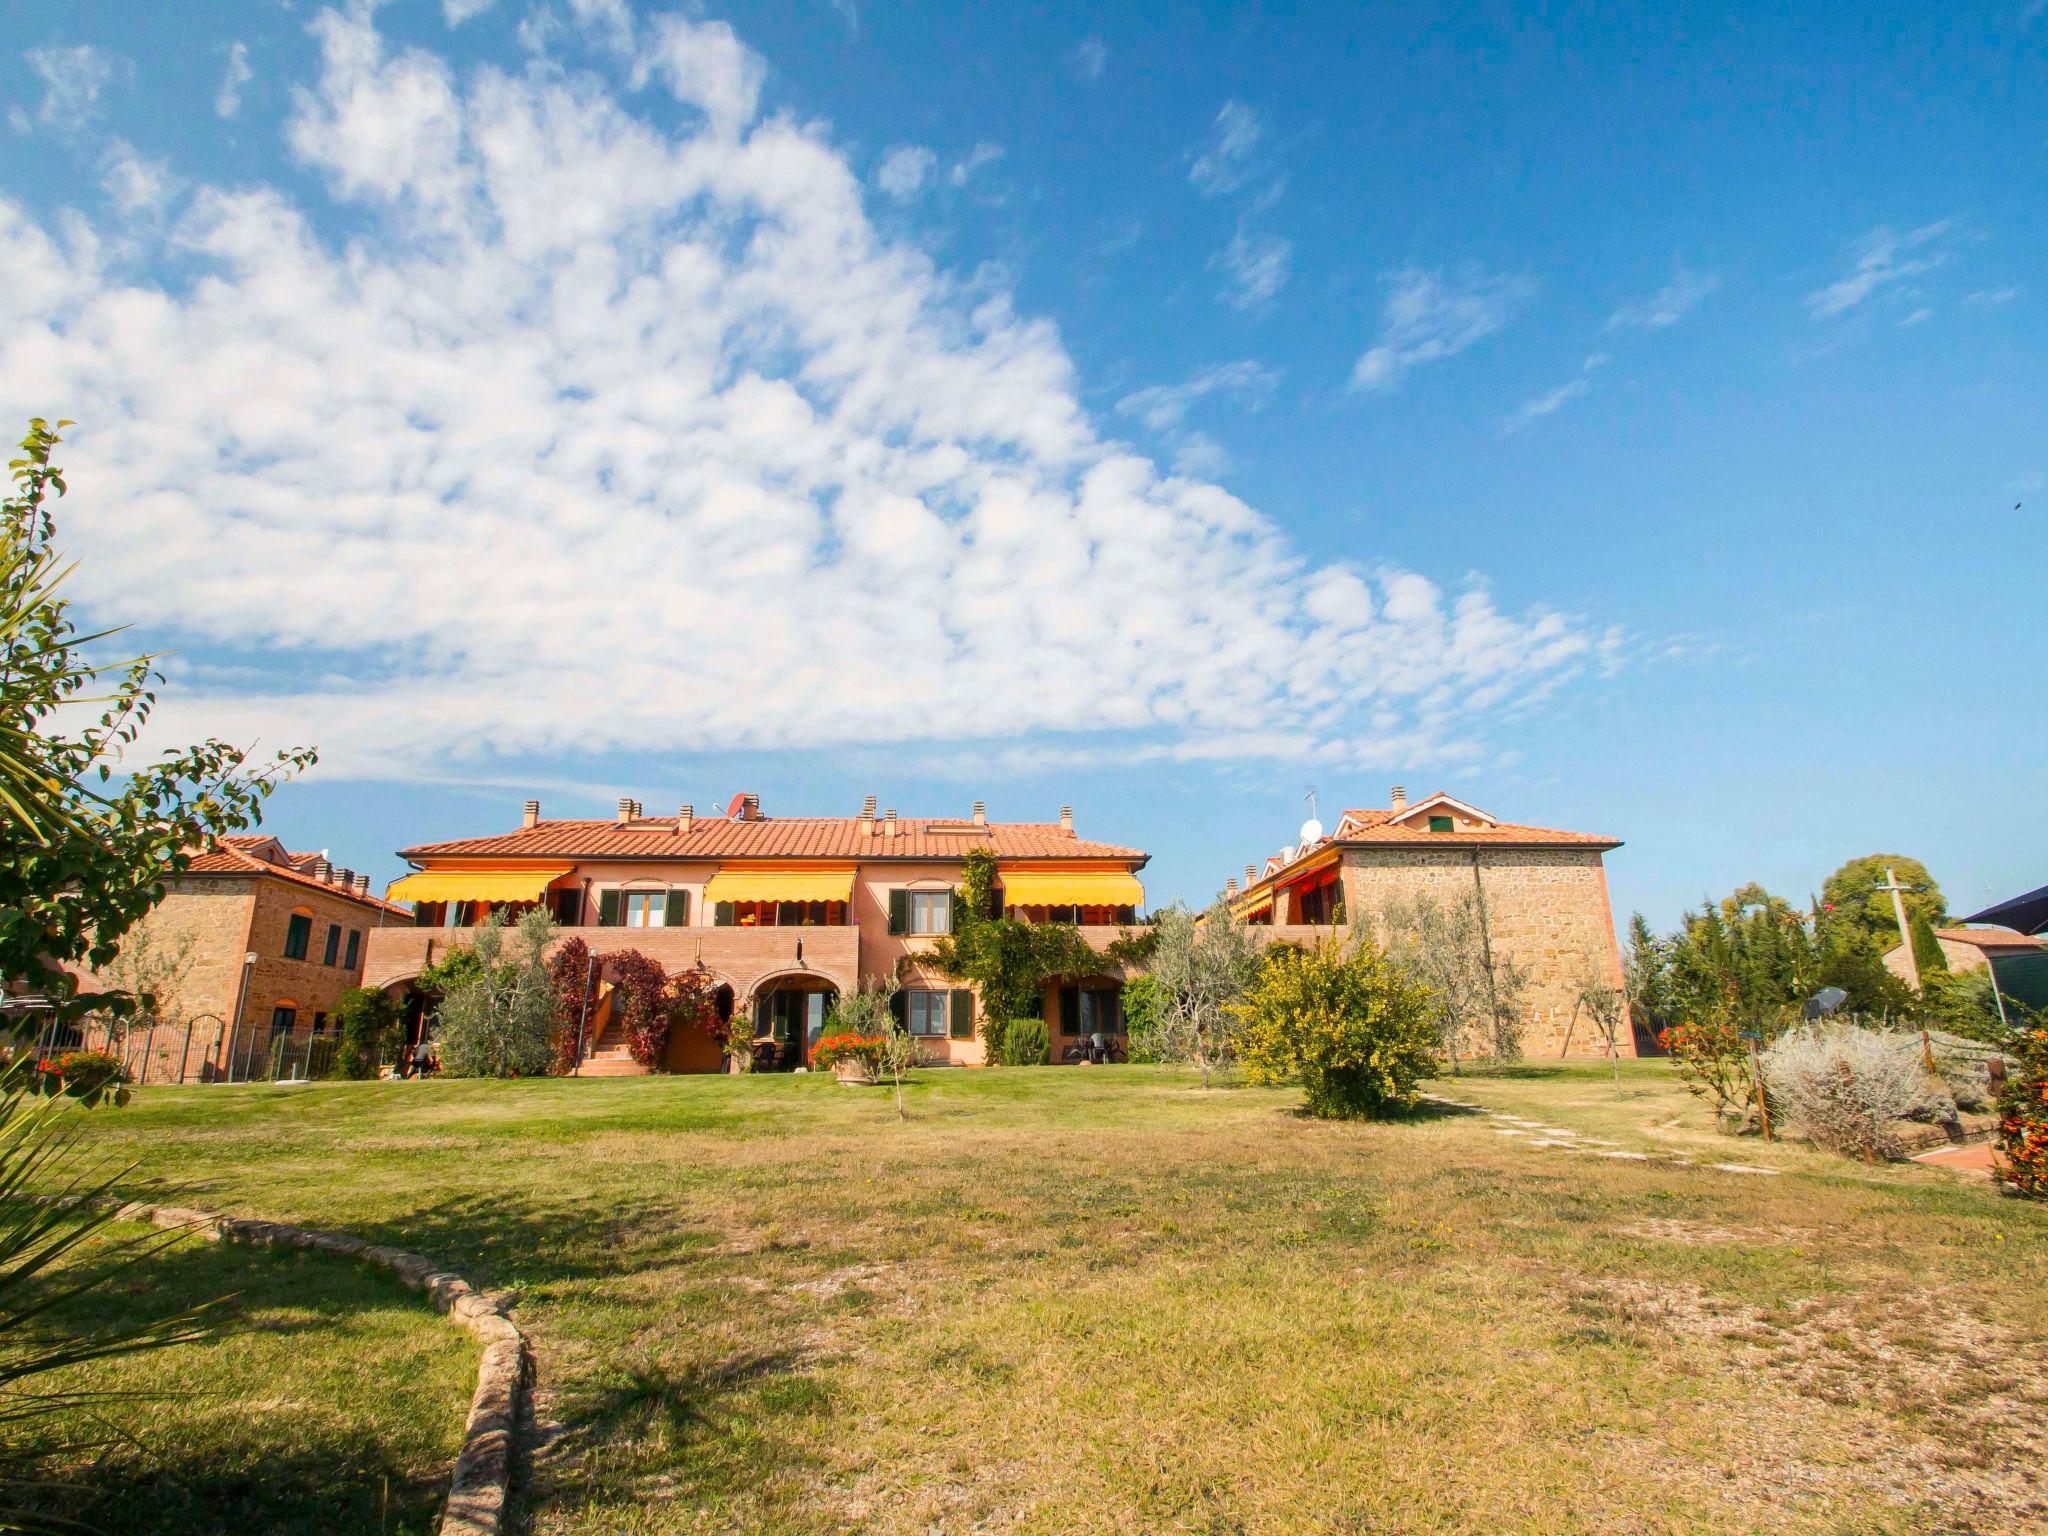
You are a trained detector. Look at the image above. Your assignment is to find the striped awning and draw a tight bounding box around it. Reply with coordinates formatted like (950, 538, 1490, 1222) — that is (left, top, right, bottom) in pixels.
(998, 869, 1145, 909)
(703, 868, 855, 905)
(385, 866, 572, 904)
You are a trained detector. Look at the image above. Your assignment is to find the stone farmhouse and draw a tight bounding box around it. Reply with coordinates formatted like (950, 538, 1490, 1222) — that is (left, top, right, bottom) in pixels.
(61, 834, 411, 1082)
(362, 793, 1148, 1073)
(1223, 787, 1633, 1058)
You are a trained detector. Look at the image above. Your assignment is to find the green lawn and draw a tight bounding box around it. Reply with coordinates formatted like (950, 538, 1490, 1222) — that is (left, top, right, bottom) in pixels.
(36, 1062, 2048, 1535)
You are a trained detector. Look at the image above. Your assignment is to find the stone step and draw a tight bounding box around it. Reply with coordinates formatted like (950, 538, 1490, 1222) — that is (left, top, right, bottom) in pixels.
(576, 1057, 648, 1076)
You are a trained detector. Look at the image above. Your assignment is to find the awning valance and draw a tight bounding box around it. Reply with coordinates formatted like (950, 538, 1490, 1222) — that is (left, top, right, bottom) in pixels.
(1233, 891, 1274, 919)
(704, 869, 855, 905)
(998, 869, 1145, 909)
(385, 866, 573, 904)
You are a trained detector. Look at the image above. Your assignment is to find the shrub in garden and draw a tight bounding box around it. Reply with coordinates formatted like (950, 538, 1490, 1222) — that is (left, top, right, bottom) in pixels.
(1120, 973, 1165, 1062)
(999, 1017, 1048, 1066)
(1761, 1023, 1943, 1162)
(1235, 938, 1437, 1119)
(1662, 1016, 1771, 1133)
(605, 949, 674, 1069)
(1994, 1021, 2048, 1200)
(811, 1033, 888, 1075)
(329, 987, 399, 1079)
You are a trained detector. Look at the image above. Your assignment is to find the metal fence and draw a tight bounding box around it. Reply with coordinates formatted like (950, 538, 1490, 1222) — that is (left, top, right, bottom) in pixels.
(30, 1015, 387, 1085)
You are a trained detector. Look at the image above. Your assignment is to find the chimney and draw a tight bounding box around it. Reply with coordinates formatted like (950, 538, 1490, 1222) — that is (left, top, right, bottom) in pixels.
(884, 807, 898, 839)
(742, 793, 760, 821)
(352, 873, 370, 896)
(1390, 785, 1407, 810)
(617, 797, 634, 823)
(859, 794, 877, 838)
(678, 803, 693, 833)
(1226, 877, 1239, 896)
(522, 798, 540, 829)
(1246, 864, 1258, 886)
(1059, 804, 1074, 836)
(312, 857, 332, 882)
(335, 867, 354, 889)
(972, 799, 987, 827)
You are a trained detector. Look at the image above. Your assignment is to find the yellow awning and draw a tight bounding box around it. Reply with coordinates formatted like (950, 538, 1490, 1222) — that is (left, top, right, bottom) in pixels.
(998, 869, 1145, 909)
(1233, 890, 1274, 919)
(703, 869, 855, 905)
(385, 866, 572, 904)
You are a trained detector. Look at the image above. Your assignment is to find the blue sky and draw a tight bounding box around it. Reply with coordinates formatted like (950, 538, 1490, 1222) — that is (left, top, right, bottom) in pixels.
(2, 0, 2042, 929)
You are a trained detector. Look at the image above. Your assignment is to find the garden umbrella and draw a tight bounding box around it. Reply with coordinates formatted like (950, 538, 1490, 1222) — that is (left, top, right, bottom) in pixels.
(1962, 883, 2048, 937)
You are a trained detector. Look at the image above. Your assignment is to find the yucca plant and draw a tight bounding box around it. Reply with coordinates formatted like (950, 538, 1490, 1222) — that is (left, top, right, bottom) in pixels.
(0, 1062, 213, 1532)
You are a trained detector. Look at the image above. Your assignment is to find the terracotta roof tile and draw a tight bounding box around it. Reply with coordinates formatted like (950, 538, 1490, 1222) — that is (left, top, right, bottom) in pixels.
(184, 844, 411, 917)
(1934, 927, 2043, 949)
(400, 816, 1148, 866)
(1335, 819, 1620, 849)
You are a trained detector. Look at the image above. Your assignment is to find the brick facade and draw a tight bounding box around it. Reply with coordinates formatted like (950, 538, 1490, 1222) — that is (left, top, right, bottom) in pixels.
(63, 841, 405, 1082)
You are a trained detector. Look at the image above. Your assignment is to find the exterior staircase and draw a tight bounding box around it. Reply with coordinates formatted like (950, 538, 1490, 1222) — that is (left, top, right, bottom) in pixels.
(574, 1004, 648, 1077)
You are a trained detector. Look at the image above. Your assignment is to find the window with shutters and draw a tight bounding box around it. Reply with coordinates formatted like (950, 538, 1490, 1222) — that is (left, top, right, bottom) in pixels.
(323, 923, 341, 966)
(1428, 815, 1454, 833)
(283, 913, 312, 960)
(343, 929, 361, 970)
(551, 887, 582, 926)
(904, 989, 949, 1037)
(269, 1004, 297, 1034)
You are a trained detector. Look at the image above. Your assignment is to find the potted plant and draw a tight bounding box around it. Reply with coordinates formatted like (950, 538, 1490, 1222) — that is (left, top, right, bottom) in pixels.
(811, 1032, 886, 1084)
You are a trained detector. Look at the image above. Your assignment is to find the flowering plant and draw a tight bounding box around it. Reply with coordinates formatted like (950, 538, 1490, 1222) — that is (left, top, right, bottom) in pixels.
(1995, 1022, 2048, 1200)
(810, 1033, 888, 1073)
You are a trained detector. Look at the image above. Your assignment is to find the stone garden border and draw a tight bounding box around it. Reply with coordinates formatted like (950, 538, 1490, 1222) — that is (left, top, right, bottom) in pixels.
(112, 1200, 530, 1536)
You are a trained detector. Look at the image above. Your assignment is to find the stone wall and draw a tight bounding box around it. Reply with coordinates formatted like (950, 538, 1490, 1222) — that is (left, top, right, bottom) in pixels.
(1334, 847, 1632, 1059)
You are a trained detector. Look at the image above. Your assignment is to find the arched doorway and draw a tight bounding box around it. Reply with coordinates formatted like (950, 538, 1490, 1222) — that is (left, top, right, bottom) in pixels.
(749, 974, 840, 1071)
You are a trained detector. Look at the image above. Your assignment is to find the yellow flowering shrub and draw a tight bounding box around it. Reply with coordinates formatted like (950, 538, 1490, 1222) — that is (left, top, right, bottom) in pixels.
(1235, 938, 1438, 1118)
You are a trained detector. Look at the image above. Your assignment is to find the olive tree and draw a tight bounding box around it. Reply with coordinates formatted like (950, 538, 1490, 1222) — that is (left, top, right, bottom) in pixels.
(1146, 903, 1264, 1087)
(434, 910, 560, 1077)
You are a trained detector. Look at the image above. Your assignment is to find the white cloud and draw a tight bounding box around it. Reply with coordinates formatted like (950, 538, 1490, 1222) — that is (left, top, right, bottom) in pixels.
(20, 44, 127, 131)
(948, 142, 1003, 187)
(0, 3, 1609, 780)
(1965, 286, 2019, 308)
(1805, 221, 1955, 319)
(829, 0, 859, 37)
(1072, 36, 1108, 81)
(633, 14, 762, 134)
(1502, 353, 1606, 436)
(1117, 360, 1279, 433)
(1351, 267, 1535, 393)
(216, 42, 254, 119)
(1215, 227, 1290, 309)
(443, 0, 501, 25)
(1117, 362, 1279, 478)
(99, 139, 175, 216)
(876, 144, 934, 202)
(1898, 306, 1933, 328)
(1188, 100, 1262, 196)
(1607, 263, 1717, 330)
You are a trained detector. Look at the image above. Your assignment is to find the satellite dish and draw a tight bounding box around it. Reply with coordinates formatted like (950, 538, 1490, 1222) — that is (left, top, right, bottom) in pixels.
(1299, 818, 1324, 846)
(1803, 986, 1849, 1020)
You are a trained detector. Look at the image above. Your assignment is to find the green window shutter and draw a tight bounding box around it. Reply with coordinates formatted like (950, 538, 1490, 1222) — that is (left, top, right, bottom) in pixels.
(1429, 815, 1453, 833)
(597, 889, 623, 927)
(887, 889, 909, 935)
(1059, 985, 1080, 1035)
(666, 889, 690, 926)
(949, 989, 973, 1040)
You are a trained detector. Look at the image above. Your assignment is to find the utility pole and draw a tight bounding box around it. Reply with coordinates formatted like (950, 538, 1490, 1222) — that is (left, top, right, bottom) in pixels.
(1877, 866, 1920, 991)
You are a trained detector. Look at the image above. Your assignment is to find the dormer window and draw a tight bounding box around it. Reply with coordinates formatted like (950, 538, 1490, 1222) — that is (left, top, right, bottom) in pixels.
(1428, 815, 1454, 833)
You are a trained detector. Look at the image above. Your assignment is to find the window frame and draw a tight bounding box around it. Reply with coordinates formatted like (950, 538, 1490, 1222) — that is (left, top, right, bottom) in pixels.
(904, 988, 949, 1037)
(621, 890, 667, 928)
(268, 1004, 298, 1034)
(283, 912, 312, 961)
(908, 889, 953, 936)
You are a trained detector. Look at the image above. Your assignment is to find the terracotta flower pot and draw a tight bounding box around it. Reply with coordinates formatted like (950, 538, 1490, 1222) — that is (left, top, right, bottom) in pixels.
(831, 1059, 877, 1085)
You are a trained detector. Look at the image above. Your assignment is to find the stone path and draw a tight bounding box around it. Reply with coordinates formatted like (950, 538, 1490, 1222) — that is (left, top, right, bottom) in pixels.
(1425, 1094, 1783, 1176)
